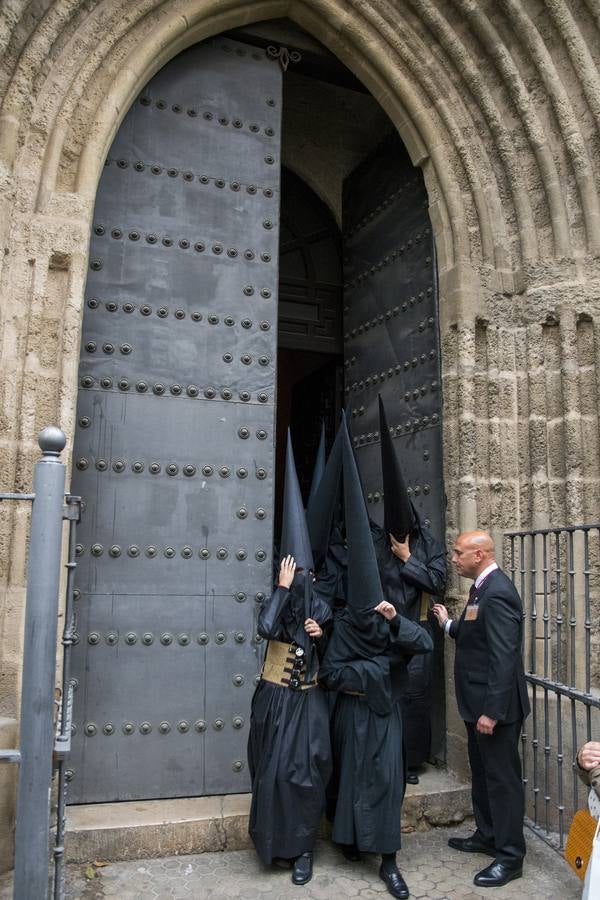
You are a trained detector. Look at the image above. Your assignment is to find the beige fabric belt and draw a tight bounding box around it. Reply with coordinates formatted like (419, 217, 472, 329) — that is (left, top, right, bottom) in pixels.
(260, 639, 317, 691)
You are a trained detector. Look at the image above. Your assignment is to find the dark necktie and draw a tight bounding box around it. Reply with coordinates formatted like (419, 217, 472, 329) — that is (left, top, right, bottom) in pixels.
(468, 583, 477, 603)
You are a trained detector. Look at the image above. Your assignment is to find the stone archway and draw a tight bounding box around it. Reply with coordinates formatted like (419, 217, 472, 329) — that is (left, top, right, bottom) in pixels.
(2, 0, 600, 825)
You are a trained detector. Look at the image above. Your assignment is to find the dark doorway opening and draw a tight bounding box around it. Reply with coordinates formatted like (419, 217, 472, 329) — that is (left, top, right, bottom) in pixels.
(275, 168, 343, 530)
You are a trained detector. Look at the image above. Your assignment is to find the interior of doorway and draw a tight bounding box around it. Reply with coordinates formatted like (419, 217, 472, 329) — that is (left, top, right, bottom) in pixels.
(276, 350, 341, 531)
(274, 166, 345, 531)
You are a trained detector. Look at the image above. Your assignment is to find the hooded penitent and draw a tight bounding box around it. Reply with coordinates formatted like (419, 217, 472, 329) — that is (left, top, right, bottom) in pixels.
(317, 418, 392, 691)
(247, 431, 332, 868)
(280, 428, 314, 575)
(341, 417, 384, 618)
(307, 420, 326, 511)
(306, 419, 343, 568)
(378, 394, 416, 541)
(318, 424, 434, 859)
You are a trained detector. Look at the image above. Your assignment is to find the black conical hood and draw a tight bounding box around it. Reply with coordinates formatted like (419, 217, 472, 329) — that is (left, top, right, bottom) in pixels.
(306, 420, 343, 565)
(341, 417, 383, 611)
(344, 398, 359, 464)
(307, 420, 326, 510)
(280, 429, 314, 572)
(378, 395, 416, 540)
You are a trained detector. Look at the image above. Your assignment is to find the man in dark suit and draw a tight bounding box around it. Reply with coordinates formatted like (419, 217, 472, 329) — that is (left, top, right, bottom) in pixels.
(432, 531, 530, 888)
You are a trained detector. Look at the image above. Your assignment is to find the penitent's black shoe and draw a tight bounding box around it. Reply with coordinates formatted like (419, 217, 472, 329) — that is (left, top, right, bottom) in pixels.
(448, 834, 495, 856)
(291, 851, 313, 885)
(406, 771, 419, 785)
(473, 860, 523, 887)
(340, 843, 362, 862)
(379, 864, 409, 899)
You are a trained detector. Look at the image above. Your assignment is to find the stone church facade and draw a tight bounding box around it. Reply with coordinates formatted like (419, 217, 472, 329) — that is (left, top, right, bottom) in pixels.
(1, 0, 599, 873)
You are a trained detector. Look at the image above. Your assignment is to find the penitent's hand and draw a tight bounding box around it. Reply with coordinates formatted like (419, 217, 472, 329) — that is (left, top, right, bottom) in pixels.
(374, 600, 397, 621)
(304, 618, 322, 639)
(278, 555, 296, 589)
(390, 533, 411, 562)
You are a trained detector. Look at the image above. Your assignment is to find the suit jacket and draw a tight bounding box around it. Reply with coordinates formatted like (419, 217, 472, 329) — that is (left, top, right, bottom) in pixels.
(449, 568, 530, 724)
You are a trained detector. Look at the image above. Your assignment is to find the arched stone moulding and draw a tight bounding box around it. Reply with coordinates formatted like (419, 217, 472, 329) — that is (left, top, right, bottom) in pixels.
(5, 0, 562, 285)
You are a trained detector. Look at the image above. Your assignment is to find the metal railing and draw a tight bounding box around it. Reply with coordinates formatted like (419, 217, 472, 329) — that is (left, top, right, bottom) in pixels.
(505, 525, 600, 850)
(0, 427, 79, 900)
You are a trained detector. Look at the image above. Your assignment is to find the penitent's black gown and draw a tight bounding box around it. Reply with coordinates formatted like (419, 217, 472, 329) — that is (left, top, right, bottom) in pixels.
(247, 581, 332, 865)
(371, 520, 447, 768)
(319, 606, 432, 854)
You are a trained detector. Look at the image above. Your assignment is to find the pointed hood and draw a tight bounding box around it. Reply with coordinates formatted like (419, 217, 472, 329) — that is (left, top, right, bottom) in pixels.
(307, 420, 326, 510)
(341, 417, 384, 612)
(280, 429, 314, 573)
(378, 395, 416, 540)
(306, 419, 343, 566)
(344, 398, 359, 461)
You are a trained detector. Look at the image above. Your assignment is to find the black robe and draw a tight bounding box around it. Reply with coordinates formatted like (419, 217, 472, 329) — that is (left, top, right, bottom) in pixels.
(247, 580, 332, 864)
(371, 520, 447, 767)
(319, 605, 432, 853)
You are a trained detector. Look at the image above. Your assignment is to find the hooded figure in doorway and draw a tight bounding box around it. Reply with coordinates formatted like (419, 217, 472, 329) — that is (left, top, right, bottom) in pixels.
(307, 419, 327, 512)
(371, 396, 448, 779)
(306, 418, 345, 608)
(318, 417, 433, 900)
(247, 430, 332, 886)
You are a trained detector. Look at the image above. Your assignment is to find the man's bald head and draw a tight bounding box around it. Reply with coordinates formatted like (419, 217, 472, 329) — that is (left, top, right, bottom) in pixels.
(452, 530, 495, 579)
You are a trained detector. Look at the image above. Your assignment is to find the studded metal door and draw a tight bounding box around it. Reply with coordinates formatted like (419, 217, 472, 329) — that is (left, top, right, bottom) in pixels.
(343, 135, 444, 542)
(68, 38, 282, 803)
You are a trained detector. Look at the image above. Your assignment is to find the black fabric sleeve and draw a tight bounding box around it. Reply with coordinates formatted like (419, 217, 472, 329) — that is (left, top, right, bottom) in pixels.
(400, 550, 447, 595)
(256, 587, 292, 640)
(482, 589, 523, 722)
(388, 613, 433, 654)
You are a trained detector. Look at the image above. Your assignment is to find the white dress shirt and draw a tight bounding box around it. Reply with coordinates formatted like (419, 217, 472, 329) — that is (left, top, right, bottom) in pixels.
(444, 561, 499, 634)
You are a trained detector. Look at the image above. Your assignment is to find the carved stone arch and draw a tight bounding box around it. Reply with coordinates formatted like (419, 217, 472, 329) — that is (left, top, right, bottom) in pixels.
(28, 1, 477, 289)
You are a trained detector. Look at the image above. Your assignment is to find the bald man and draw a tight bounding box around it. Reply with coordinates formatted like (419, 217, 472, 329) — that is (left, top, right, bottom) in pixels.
(432, 532, 530, 888)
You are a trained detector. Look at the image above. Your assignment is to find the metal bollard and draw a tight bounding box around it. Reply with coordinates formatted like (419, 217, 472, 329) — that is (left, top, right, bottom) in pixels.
(13, 427, 67, 900)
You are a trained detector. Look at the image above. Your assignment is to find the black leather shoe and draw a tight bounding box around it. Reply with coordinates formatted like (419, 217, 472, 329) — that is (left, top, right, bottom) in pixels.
(379, 864, 409, 899)
(473, 861, 523, 887)
(406, 771, 419, 785)
(340, 843, 362, 862)
(291, 851, 313, 885)
(448, 834, 495, 855)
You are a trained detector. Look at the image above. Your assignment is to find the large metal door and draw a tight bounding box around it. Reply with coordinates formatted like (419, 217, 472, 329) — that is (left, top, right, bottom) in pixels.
(342, 135, 444, 542)
(69, 38, 282, 802)
(343, 136, 446, 762)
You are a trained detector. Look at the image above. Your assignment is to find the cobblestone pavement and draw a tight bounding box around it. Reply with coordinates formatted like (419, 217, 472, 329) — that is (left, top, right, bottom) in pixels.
(0, 827, 580, 899)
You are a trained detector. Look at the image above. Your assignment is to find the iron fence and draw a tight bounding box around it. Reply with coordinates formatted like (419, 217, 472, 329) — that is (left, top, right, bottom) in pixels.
(0, 427, 79, 900)
(505, 525, 600, 849)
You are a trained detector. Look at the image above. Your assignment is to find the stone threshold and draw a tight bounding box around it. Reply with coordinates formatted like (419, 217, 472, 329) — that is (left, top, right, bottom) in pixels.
(65, 765, 472, 864)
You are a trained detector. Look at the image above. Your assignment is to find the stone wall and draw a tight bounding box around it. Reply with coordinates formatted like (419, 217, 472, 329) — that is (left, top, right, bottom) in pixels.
(1, 0, 599, 873)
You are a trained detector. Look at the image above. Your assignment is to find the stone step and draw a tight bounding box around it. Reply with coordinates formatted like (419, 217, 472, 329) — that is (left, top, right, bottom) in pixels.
(65, 765, 472, 864)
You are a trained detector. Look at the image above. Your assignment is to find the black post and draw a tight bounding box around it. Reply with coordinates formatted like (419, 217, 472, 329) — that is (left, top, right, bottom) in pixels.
(13, 427, 67, 900)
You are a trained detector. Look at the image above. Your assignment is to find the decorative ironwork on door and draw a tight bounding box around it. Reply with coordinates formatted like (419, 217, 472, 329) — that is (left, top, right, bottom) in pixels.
(69, 37, 282, 802)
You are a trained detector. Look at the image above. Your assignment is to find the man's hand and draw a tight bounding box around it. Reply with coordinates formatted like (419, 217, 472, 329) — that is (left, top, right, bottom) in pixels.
(476, 715, 497, 736)
(278, 555, 296, 589)
(304, 618, 322, 639)
(390, 533, 411, 562)
(432, 603, 449, 628)
(374, 600, 397, 621)
(577, 741, 600, 770)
